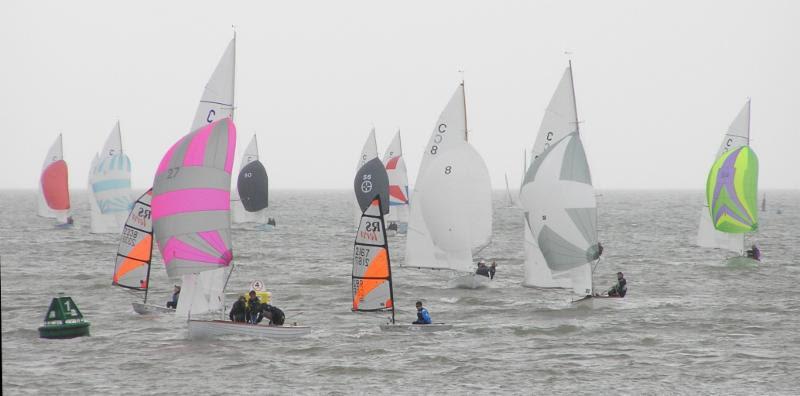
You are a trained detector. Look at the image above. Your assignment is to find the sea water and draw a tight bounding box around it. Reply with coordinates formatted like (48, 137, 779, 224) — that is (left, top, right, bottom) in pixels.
(2, 190, 799, 394)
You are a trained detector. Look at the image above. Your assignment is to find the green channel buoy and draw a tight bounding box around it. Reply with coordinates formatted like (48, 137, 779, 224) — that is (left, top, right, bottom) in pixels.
(38, 296, 90, 339)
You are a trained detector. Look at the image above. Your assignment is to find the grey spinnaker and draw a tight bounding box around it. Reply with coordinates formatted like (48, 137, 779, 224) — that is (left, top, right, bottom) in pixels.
(237, 160, 268, 212)
(354, 157, 390, 215)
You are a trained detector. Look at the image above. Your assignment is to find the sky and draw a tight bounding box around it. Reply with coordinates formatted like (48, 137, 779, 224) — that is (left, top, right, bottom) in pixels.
(1, 0, 798, 190)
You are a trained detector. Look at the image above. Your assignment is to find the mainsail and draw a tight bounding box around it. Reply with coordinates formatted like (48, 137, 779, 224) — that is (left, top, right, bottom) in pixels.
(405, 82, 492, 272)
(190, 37, 236, 132)
(231, 134, 269, 224)
(38, 134, 71, 223)
(519, 64, 596, 295)
(113, 189, 153, 298)
(354, 157, 390, 215)
(352, 197, 394, 318)
(382, 130, 410, 226)
(696, 100, 752, 253)
(152, 118, 236, 291)
(89, 121, 132, 233)
(354, 128, 379, 229)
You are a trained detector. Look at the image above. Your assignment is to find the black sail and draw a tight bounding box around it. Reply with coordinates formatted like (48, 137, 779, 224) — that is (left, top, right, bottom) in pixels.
(237, 160, 268, 212)
(354, 157, 389, 215)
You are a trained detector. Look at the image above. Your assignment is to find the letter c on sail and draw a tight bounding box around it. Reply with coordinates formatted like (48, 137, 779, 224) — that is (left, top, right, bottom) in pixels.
(438, 123, 447, 133)
(206, 109, 216, 123)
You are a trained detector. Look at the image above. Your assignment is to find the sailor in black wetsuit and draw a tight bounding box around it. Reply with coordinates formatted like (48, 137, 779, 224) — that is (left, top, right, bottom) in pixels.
(475, 260, 490, 278)
(606, 272, 627, 297)
(229, 296, 247, 322)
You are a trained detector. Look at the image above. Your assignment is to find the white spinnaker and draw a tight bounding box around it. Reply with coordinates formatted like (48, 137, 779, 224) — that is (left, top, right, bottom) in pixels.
(696, 100, 750, 251)
(37, 134, 65, 219)
(89, 122, 131, 233)
(415, 144, 492, 272)
(231, 134, 267, 224)
(383, 130, 409, 224)
(190, 37, 236, 132)
(354, 128, 379, 229)
(175, 267, 226, 319)
(406, 84, 471, 269)
(520, 66, 587, 290)
(522, 133, 596, 296)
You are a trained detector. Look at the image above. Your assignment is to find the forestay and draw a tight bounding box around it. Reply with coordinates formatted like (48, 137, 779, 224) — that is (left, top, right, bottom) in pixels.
(353, 128, 379, 228)
(352, 198, 394, 313)
(382, 130, 409, 224)
(89, 121, 132, 233)
(113, 189, 153, 292)
(152, 118, 236, 279)
(190, 37, 236, 132)
(38, 134, 71, 223)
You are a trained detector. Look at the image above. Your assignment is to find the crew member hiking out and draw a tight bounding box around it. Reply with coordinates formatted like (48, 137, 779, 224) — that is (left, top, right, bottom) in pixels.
(412, 301, 432, 325)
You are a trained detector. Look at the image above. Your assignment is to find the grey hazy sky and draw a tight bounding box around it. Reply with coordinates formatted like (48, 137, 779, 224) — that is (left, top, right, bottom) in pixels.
(1, 0, 798, 190)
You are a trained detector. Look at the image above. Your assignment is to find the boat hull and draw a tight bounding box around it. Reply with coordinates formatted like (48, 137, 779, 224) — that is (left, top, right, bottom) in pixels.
(187, 320, 311, 339)
(38, 322, 90, 339)
(447, 273, 491, 289)
(726, 256, 759, 268)
(132, 302, 175, 315)
(379, 323, 453, 332)
(571, 295, 623, 309)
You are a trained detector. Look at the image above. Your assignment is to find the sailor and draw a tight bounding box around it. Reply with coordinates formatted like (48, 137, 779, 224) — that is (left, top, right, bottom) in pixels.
(259, 304, 286, 326)
(606, 272, 627, 297)
(267, 218, 277, 227)
(412, 301, 432, 325)
(166, 285, 180, 309)
(475, 260, 490, 278)
(746, 244, 761, 261)
(489, 261, 497, 280)
(229, 296, 247, 322)
(387, 222, 399, 232)
(246, 290, 261, 323)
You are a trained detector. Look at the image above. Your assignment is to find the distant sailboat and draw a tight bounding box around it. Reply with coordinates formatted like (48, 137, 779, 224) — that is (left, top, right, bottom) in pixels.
(519, 62, 604, 301)
(404, 81, 493, 289)
(38, 134, 73, 226)
(354, 128, 379, 229)
(231, 134, 270, 228)
(89, 121, 132, 233)
(761, 193, 766, 212)
(382, 130, 410, 234)
(704, 100, 760, 264)
(697, 100, 757, 258)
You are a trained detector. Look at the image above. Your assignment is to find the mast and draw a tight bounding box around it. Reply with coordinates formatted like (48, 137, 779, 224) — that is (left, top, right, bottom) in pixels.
(462, 79, 468, 142)
(568, 60, 580, 134)
(744, 98, 751, 146)
(380, 197, 396, 324)
(143, 240, 153, 304)
(231, 28, 237, 121)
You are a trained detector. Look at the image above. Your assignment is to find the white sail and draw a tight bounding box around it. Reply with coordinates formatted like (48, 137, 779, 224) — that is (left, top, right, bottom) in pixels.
(190, 37, 236, 132)
(354, 128, 379, 229)
(89, 122, 132, 233)
(175, 268, 226, 319)
(382, 130, 410, 225)
(696, 100, 750, 251)
(405, 83, 492, 272)
(520, 66, 596, 295)
(232, 134, 267, 224)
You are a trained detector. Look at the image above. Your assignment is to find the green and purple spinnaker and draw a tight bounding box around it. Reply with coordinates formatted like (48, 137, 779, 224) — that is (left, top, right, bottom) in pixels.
(706, 146, 758, 234)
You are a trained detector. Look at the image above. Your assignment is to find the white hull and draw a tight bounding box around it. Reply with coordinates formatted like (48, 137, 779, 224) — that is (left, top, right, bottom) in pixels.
(379, 323, 453, 332)
(132, 302, 175, 315)
(187, 320, 311, 339)
(726, 256, 759, 267)
(447, 273, 491, 289)
(571, 295, 623, 309)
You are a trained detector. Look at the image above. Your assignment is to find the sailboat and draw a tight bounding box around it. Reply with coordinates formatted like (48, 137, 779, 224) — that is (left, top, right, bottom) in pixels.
(703, 100, 760, 265)
(404, 81, 493, 289)
(38, 134, 73, 227)
(89, 121, 132, 233)
(761, 193, 766, 212)
(231, 134, 271, 229)
(112, 189, 174, 314)
(519, 62, 605, 304)
(697, 100, 759, 263)
(382, 130, 410, 235)
(354, 128, 379, 229)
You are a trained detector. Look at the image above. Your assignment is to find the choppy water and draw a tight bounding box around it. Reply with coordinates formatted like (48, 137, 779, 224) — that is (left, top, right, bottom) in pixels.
(2, 190, 799, 395)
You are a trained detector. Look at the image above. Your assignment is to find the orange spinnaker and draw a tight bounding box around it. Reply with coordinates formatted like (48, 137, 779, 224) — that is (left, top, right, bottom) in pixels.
(113, 235, 152, 285)
(353, 248, 389, 310)
(41, 160, 70, 210)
